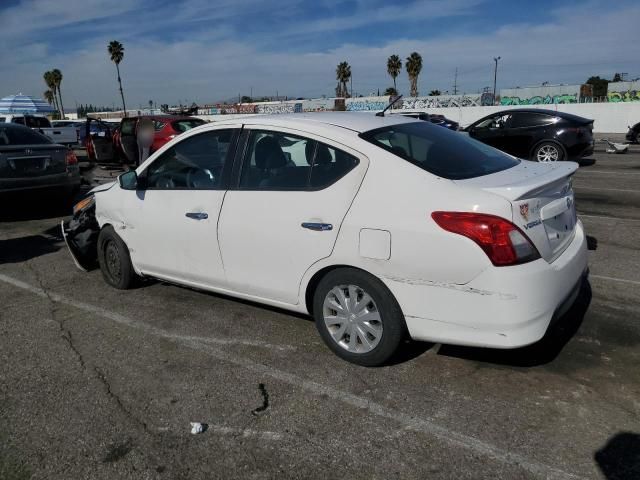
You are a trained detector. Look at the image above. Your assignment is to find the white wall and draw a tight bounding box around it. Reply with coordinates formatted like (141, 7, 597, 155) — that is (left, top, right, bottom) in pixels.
(401, 102, 640, 133)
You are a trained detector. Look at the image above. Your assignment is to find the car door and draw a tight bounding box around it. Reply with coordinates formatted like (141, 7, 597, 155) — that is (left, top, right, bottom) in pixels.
(122, 127, 240, 286)
(218, 127, 366, 304)
(504, 112, 555, 158)
(119, 118, 138, 164)
(468, 113, 511, 151)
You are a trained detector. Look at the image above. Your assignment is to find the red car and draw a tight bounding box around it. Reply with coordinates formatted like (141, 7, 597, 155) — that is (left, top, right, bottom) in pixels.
(115, 115, 206, 165)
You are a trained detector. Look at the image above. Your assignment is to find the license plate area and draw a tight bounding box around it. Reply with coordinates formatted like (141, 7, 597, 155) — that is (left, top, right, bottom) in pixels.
(542, 196, 577, 255)
(8, 156, 50, 174)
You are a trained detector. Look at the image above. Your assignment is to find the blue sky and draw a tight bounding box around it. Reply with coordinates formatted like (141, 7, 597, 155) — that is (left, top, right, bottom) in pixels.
(0, 0, 638, 108)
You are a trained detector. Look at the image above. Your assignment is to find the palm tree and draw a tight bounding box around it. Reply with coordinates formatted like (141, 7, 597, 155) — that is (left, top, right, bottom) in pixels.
(43, 71, 59, 114)
(384, 87, 398, 96)
(108, 40, 127, 116)
(43, 90, 54, 106)
(335, 61, 351, 98)
(429, 89, 441, 96)
(387, 55, 402, 92)
(406, 52, 423, 97)
(51, 69, 65, 117)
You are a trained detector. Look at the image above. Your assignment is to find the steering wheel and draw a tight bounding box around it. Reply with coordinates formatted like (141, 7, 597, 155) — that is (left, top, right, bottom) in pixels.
(186, 168, 215, 188)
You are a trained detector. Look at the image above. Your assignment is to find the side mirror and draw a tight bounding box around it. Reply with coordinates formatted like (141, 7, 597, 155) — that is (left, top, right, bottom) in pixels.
(118, 170, 139, 190)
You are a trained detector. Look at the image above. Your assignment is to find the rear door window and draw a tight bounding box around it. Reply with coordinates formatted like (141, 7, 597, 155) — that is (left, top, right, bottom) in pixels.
(361, 121, 519, 180)
(509, 113, 555, 128)
(1, 126, 52, 145)
(120, 119, 136, 135)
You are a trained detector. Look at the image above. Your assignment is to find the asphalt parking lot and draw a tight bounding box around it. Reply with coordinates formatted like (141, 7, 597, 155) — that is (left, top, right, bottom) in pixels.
(1, 142, 639, 479)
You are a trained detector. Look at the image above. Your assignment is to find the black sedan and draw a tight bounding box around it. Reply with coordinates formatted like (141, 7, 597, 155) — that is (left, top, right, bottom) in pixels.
(396, 112, 459, 130)
(464, 108, 594, 161)
(0, 123, 81, 196)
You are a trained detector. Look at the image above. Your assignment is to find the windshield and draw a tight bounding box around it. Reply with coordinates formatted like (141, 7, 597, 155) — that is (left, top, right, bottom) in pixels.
(0, 125, 53, 145)
(171, 119, 205, 132)
(360, 121, 519, 180)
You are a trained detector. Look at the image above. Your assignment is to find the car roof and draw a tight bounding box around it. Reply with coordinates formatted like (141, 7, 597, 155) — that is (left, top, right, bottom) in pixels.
(494, 108, 592, 122)
(210, 112, 417, 133)
(126, 115, 202, 121)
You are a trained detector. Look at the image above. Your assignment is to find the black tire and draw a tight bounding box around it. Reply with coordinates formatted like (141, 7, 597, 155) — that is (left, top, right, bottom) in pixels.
(312, 268, 406, 367)
(97, 225, 138, 289)
(532, 141, 565, 162)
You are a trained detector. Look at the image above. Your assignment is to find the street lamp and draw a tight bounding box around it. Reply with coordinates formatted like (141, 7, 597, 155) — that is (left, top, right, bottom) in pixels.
(493, 56, 501, 104)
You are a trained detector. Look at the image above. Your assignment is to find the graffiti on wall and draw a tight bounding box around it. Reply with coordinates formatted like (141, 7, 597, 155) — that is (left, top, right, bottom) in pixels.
(256, 103, 302, 114)
(400, 94, 484, 109)
(500, 94, 577, 106)
(301, 98, 335, 112)
(346, 99, 388, 111)
(607, 90, 640, 102)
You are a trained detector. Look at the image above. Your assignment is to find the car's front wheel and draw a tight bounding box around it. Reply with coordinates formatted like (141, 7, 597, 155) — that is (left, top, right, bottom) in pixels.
(313, 268, 406, 366)
(97, 225, 138, 289)
(533, 142, 564, 162)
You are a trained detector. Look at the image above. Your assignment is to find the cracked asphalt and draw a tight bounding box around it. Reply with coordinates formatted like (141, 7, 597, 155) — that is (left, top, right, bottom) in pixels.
(1, 141, 639, 479)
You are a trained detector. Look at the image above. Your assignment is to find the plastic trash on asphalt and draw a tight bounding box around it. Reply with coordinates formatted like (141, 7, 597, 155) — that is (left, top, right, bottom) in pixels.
(190, 422, 206, 434)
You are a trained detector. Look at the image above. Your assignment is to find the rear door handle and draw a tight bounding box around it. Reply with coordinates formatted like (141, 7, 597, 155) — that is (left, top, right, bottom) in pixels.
(185, 212, 208, 220)
(301, 222, 333, 231)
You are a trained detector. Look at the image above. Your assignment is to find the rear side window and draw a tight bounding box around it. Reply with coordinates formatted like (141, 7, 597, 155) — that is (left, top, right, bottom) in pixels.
(361, 121, 519, 180)
(509, 113, 555, 128)
(239, 130, 359, 190)
(0, 126, 52, 145)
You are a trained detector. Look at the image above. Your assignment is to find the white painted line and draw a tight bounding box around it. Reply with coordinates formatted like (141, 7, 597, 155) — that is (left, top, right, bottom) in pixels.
(576, 170, 640, 176)
(158, 425, 283, 440)
(0, 273, 295, 352)
(574, 186, 639, 193)
(0, 272, 579, 480)
(579, 214, 640, 223)
(590, 274, 640, 286)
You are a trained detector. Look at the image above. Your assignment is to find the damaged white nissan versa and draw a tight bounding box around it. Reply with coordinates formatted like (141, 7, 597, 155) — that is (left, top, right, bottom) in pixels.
(62, 112, 589, 366)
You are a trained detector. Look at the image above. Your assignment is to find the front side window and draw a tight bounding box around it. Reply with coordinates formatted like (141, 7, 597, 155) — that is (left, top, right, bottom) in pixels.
(361, 121, 519, 180)
(475, 114, 510, 129)
(144, 129, 235, 190)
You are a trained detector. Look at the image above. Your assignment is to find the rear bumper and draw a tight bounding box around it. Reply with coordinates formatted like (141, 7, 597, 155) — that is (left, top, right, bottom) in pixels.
(383, 220, 589, 348)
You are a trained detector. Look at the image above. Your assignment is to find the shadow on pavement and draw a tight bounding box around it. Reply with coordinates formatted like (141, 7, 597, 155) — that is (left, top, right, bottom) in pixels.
(436, 279, 592, 368)
(595, 432, 640, 480)
(0, 225, 64, 264)
(0, 191, 77, 222)
(578, 157, 597, 167)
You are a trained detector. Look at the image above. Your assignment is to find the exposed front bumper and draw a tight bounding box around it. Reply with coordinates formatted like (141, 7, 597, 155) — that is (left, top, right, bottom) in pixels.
(383, 220, 589, 348)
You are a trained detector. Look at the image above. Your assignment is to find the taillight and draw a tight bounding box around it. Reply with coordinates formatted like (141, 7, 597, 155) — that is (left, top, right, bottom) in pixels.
(431, 212, 540, 266)
(65, 149, 78, 166)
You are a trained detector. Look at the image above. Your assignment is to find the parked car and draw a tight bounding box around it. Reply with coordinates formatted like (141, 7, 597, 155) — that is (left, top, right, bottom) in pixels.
(52, 120, 87, 143)
(116, 115, 206, 166)
(0, 114, 78, 146)
(625, 121, 640, 144)
(394, 111, 459, 130)
(464, 109, 594, 161)
(83, 118, 120, 164)
(0, 122, 80, 196)
(62, 113, 588, 366)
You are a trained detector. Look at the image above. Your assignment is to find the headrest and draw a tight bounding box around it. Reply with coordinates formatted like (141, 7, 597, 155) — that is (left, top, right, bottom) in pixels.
(255, 136, 287, 169)
(305, 142, 332, 166)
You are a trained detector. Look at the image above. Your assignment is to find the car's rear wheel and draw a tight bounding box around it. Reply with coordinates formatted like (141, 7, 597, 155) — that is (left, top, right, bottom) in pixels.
(312, 268, 406, 366)
(533, 142, 564, 162)
(97, 225, 138, 289)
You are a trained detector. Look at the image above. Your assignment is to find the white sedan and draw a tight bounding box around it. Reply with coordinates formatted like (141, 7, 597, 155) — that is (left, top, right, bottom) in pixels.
(63, 112, 589, 366)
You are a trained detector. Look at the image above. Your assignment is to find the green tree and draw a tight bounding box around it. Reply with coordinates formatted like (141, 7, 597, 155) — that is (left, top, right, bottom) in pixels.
(43, 89, 54, 106)
(108, 40, 127, 116)
(240, 95, 253, 103)
(43, 71, 59, 114)
(406, 52, 423, 97)
(612, 73, 623, 82)
(386, 54, 402, 92)
(384, 87, 398, 96)
(429, 89, 441, 96)
(51, 69, 64, 117)
(335, 61, 351, 98)
(586, 76, 609, 97)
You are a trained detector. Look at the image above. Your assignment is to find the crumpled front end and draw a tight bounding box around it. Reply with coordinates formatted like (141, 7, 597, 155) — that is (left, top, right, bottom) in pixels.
(61, 199, 100, 271)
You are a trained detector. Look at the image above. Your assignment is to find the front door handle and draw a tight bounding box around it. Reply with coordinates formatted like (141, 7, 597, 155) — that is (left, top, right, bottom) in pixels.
(185, 212, 208, 220)
(301, 222, 333, 231)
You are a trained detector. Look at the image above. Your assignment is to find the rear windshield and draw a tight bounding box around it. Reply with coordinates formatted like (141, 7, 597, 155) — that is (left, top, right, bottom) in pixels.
(360, 121, 519, 180)
(171, 119, 205, 133)
(0, 126, 53, 145)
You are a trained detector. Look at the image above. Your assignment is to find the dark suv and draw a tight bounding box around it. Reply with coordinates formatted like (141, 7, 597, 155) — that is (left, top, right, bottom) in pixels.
(464, 109, 594, 161)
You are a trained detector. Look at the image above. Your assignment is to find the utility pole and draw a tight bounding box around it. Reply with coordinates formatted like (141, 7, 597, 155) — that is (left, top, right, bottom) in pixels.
(621, 72, 628, 81)
(453, 67, 458, 95)
(493, 56, 501, 104)
(350, 75, 353, 98)
(250, 86, 253, 101)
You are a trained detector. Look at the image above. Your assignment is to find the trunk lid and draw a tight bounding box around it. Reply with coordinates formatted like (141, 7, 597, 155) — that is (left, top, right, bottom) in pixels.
(0, 144, 68, 178)
(455, 160, 578, 262)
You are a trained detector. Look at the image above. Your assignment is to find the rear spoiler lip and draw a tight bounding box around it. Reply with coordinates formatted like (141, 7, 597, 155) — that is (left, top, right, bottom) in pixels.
(456, 161, 578, 202)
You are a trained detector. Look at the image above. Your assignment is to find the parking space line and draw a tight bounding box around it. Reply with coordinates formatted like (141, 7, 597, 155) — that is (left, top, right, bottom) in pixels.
(0, 272, 579, 480)
(590, 274, 640, 286)
(574, 186, 639, 193)
(575, 170, 640, 176)
(579, 214, 640, 223)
